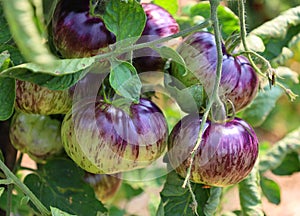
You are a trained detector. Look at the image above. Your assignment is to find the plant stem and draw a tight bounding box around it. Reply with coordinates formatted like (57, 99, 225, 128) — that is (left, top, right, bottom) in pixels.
(207, 0, 226, 123)
(182, 0, 224, 189)
(238, 0, 249, 52)
(6, 184, 12, 216)
(0, 159, 50, 216)
(0, 179, 13, 185)
(237, 0, 298, 101)
(238, 0, 266, 78)
(187, 181, 199, 216)
(94, 19, 212, 61)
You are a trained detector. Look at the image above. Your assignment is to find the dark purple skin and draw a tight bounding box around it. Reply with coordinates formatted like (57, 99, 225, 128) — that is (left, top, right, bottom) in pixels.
(170, 31, 258, 111)
(222, 54, 259, 111)
(167, 114, 259, 187)
(133, 3, 180, 72)
(61, 98, 168, 174)
(51, 0, 115, 58)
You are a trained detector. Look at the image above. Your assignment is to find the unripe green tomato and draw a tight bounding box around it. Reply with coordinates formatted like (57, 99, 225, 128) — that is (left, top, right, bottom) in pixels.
(9, 112, 63, 163)
(15, 80, 72, 115)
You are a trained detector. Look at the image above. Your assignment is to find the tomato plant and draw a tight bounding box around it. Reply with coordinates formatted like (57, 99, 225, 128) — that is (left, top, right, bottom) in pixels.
(0, 0, 300, 216)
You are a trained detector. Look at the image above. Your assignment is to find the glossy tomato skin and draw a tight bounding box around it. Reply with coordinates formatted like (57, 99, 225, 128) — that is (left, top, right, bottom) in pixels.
(222, 54, 259, 111)
(133, 3, 180, 72)
(51, 0, 115, 58)
(168, 114, 258, 187)
(170, 31, 258, 112)
(61, 98, 168, 174)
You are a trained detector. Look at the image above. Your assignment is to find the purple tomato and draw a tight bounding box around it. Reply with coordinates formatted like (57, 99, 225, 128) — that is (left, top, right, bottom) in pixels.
(51, 0, 115, 58)
(168, 114, 259, 187)
(170, 31, 259, 112)
(61, 98, 168, 174)
(133, 3, 180, 72)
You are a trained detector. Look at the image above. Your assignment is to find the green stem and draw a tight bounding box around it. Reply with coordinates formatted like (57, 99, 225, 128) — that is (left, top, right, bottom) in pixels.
(207, 0, 226, 123)
(89, 0, 99, 17)
(5, 153, 23, 216)
(0, 179, 13, 185)
(0, 159, 50, 216)
(238, 1, 298, 101)
(187, 181, 199, 216)
(238, 0, 268, 78)
(6, 184, 13, 216)
(182, 0, 224, 189)
(94, 19, 212, 61)
(238, 0, 249, 52)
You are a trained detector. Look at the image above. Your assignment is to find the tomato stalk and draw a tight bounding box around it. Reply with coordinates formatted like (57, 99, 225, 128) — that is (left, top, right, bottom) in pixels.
(237, 0, 297, 101)
(0, 159, 51, 216)
(237, 0, 268, 79)
(181, 0, 225, 214)
(92, 19, 212, 62)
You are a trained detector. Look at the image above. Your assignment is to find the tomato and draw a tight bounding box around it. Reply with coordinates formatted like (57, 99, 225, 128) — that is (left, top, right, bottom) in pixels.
(168, 114, 259, 187)
(133, 3, 180, 72)
(170, 32, 259, 112)
(9, 112, 63, 163)
(51, 0, 115, 58)
(61, 98, 168, 174)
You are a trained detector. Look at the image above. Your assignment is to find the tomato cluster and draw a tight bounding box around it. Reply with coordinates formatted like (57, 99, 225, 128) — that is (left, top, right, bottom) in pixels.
(10, 1, 260, 203)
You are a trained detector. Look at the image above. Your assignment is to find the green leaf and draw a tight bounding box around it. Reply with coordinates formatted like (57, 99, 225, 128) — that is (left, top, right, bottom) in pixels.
(109, 60, 142, 102)
(159, 171, 221, 216)
(154, 46, 186, 68)
(245, 34, 266, 53)
(271, 151, 300, 175)
(203, 187, 222, 216)
(149, 193, 162, 216)
(0, 52, 15, 121)
(153, 0, 179, 15)
(238, 163, 264, 216)
(108, 206, 127, 216)
(0, 188, 34, 216)
(102, 0, 146, 45)
(0, 188, 4, 197)
(0, 57, 98, 90)
(241, 86, 283, 127)
(0, 45, 24, 65)
(0, 6, 11, 45)
(117, 182, 144, 200)
(271, 47, 294, 66)
(156, 201, 164, 216)
(164, 73, 206, 113)
(24, 158, 107, 216)
(251, 6, 300, 41)
(1, 0, 56, 64)
(0, 51, 11, 71)
(0, 6, 24, 65)
(51, 207, 76, 216)
(1, 57, 96, 76)
(42, 0, 59, 26)
(260, 177, 281, 205)
(0, 150, 4, 162)
(288, 32, 300, 62)
(190, 2, 240, 38)
(20, 196, 30, 206)
(259, 127, 300, 173)
(250, 6, 300, 60)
